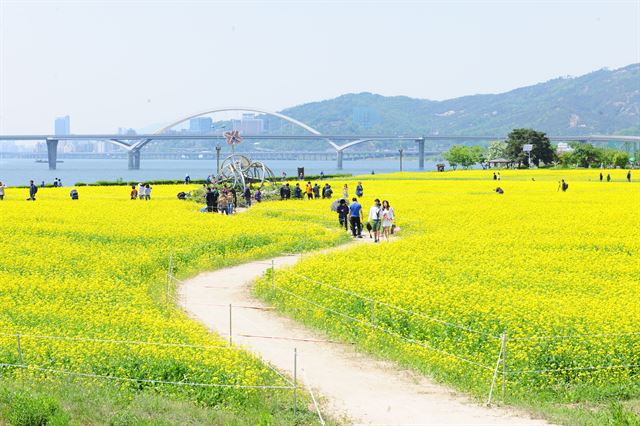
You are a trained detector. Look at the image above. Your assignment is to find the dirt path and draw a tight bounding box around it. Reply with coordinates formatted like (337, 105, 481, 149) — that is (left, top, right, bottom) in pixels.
(177, 243, 549, 425)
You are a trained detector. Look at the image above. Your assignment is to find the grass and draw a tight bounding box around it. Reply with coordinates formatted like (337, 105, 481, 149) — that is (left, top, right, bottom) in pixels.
(0, 378, 330, 425)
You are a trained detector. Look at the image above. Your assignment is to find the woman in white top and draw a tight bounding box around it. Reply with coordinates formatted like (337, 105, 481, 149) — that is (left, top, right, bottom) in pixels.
(342, 184, 349, 199)
(381, 200, 395, 241)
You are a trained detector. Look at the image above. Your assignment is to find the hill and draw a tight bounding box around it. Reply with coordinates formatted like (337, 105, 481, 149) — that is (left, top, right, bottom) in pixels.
(276, 64, 639, 139)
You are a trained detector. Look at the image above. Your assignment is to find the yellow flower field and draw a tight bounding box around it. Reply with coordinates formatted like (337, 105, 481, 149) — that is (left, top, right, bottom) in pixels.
(255, 169, 640, 403)
(0, 183, 346, 413)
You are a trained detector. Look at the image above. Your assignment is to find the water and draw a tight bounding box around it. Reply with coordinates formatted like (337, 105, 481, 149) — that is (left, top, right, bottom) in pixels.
(0, 158, 442, 186)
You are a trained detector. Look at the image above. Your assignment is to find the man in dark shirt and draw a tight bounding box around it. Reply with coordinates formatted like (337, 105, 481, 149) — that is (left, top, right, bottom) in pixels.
(336, 199, 349, 231)
(205, 187, 216, 212)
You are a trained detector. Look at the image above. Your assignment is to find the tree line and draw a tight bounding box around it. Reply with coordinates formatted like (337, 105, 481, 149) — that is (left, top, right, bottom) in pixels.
(443, 128, 634, 169)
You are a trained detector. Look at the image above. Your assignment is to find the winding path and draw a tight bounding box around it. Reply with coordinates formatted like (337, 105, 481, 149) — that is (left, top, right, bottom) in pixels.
(177, 244, 549, 425)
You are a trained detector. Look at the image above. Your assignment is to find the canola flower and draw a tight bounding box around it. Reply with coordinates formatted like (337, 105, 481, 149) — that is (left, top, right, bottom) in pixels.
(0, 184, 346, 406)
(255, 169, 640, 399)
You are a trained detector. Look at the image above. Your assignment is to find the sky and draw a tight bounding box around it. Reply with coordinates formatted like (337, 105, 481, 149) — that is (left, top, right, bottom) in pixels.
(0, 0, 638, 134)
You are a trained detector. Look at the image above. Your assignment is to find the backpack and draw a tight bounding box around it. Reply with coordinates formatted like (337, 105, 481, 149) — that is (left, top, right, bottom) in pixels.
(33, 186, 38, 194)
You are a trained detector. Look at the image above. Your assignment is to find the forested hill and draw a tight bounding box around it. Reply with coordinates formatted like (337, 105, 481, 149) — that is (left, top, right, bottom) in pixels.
(277, 63, 639, 138)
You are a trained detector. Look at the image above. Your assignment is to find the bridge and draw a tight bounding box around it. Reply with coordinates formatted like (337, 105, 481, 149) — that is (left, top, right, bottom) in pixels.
(1, 107, 638, 170)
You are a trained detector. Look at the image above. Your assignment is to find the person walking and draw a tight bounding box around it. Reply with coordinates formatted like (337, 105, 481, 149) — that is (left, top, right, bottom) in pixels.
(205, 187, 216, 212)
(381, 200, 395, 241)
(217, 192, 227, 214)
(27, 180, 38, 201)
(130, 185, 138, 200)
(342, 184, 349, 199)
(294, 183, 302, 199)
(144, 184, 151, 200)
(244, 186, 252, 207)
(323, 183, 333, 199)
(627, 170, 631, 182)
(337, 198, 349, 231)
(255, 187, 262, 203)
(368, 198, 382, 242)
(349, 197, 363, 238)
(305, 181, 313, 200)
(320, 171, 325, 180)
(313, 183, 320, 199)
(226, 192, 234, 214)
(0, 181, 6, 200)
(356, 182, 364, 197)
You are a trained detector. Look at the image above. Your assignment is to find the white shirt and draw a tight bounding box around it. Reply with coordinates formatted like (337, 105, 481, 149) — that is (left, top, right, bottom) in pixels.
(368, 205, 381, 221)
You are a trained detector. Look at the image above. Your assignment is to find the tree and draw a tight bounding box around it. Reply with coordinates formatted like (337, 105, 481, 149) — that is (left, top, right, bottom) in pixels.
(443, 145, 484, 170)
(486, 140, 508, 160)
(567, 142, 602, 167)
(505, 128, 555, 167)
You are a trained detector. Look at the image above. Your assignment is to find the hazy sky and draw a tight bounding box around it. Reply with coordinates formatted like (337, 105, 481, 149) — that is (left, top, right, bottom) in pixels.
(0, 0, 638, 134)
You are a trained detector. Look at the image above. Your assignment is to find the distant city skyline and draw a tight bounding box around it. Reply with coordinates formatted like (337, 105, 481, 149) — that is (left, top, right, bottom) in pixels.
(1, 1, 638, 134)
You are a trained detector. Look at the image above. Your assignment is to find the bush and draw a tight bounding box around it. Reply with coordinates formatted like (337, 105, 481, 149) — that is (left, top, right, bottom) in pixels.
(5, 390, 68, 426)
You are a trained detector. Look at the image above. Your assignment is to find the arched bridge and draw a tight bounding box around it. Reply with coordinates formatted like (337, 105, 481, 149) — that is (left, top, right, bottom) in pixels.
(0, 106, 638, 170)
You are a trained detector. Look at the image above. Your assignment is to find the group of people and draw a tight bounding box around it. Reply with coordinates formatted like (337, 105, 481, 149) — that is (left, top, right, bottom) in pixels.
(337, 196, 395, 243)
(203, 183, 263, 214)
(131, 183, 152, 200)
(599, 171, 632, 182)
(279, 182, 334, 200)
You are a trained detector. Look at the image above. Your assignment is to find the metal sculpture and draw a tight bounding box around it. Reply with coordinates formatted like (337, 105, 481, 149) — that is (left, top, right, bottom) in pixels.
(217, 131, 277, 190)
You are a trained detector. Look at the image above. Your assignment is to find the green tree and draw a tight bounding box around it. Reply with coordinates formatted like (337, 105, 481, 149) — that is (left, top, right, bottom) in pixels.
(505, 128, 555, 167)
(567, 142, 602, 167)
(443, 145, 484, 170)
(486, 140, 508, 160)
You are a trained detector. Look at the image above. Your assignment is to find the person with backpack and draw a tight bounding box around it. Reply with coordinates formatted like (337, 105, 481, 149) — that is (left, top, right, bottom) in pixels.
(294, 183, 302, 199)
(368, 198, 382, 243)
(323, 183, 333, 199)
(558, 179, 569, 192)
(27, 180, 38, 201)
(336, 199, 349, 231)
(349, 197, 363, 238)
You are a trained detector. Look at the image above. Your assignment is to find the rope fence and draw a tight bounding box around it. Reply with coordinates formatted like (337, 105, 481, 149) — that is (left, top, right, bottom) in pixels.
(260, 264, 640, 405)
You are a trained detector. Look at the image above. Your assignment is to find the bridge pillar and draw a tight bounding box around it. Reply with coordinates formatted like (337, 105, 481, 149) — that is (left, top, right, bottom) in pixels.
(128, 149, 141, 170)
(336, 150, 344, 170)
(46, 139, 59, 170)
(416, 138, 425, 169)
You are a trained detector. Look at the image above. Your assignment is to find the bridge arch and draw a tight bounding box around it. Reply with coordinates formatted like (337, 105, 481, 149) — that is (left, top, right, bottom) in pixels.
(131, 107, 338, 151)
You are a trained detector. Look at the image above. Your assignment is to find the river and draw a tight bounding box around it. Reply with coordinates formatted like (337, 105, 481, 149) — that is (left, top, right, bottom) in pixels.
(0, 158, 444, 186)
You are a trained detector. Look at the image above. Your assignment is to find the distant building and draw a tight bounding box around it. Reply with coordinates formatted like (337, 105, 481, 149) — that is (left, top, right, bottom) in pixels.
(556, 142, 574, 154)
(54, 115, 71, 135)
(189, 117, 213, 134)
(231, 113, 264, 134)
